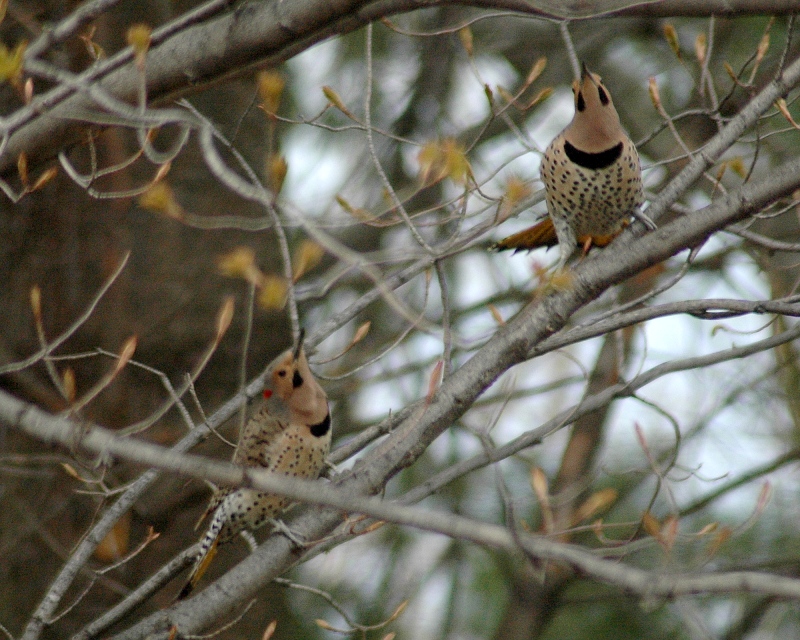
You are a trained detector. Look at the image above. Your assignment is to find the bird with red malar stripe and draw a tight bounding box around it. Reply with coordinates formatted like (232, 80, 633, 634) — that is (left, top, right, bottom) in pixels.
(179, 330, 331, 599)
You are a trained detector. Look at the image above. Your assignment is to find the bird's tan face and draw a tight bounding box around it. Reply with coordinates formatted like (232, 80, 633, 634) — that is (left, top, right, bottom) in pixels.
(565, 67, 623, 153)
(268, 347, 329, 426)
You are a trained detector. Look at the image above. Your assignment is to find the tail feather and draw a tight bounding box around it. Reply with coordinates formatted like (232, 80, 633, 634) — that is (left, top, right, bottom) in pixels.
(178, 536, 219, 600)
(180, 492, 232, 599)
(179, 508, 226, 600)
(490, 218, 558, 252)
(491, 218, 626, 253)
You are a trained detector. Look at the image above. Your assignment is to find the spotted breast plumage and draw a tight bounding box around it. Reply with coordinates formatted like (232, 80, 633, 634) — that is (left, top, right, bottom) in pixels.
(492, 62, 655, 270)
(178, 332, 331, 599)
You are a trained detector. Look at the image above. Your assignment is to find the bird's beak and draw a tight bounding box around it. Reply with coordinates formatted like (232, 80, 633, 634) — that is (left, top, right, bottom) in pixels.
(292, 328, 306, 360)
(580, 62, 600, 88)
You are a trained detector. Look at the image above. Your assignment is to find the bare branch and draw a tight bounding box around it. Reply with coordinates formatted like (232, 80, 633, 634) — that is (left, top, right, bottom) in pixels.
(2, 0, 796, 178)
(6, 386, 800, 640)
(0, 252, 130, 375)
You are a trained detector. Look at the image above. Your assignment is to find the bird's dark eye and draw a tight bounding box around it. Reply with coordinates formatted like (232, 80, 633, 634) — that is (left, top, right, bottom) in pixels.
(576, 91, 586, 112)
(278, 369, 287, 377)
(598, 86, 609, 105)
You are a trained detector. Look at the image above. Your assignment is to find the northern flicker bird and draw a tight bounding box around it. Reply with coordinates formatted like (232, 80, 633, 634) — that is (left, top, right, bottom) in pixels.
(178, 332, 331, 599)
(492, 62, 655, 269)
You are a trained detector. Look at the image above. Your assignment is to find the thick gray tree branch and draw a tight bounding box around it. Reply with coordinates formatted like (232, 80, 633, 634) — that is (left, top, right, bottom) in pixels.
(533, 298, 800, 356)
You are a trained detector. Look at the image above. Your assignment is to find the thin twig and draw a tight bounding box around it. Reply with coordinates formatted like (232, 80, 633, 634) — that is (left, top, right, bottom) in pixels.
(0, 253, 130, 375)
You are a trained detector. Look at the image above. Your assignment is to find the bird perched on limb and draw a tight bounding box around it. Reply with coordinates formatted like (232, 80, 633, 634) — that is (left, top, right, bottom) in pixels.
(492, 62, 655, 270)
(178, 330, 331, 599)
